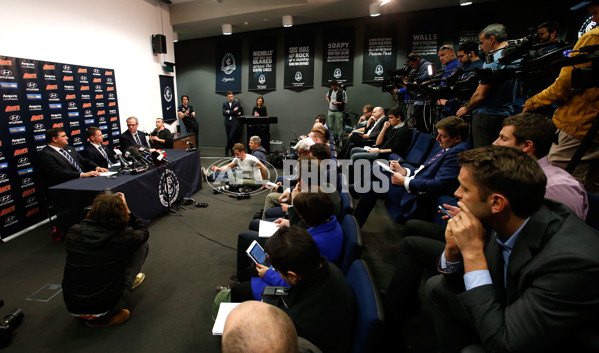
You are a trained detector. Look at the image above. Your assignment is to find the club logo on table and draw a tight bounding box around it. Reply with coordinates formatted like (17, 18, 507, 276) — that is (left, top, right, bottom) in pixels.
(221, 53, 237, 75)
(334, 68, 342, 79)
(295, 71, 302, 82)
(375, 65, 384, 76)
(258, 74, 266, 85)
(163, 86, 173, 102)
(158, 169, 180, 207)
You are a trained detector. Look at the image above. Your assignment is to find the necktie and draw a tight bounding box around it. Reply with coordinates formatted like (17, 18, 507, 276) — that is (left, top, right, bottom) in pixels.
(97, 146, 112, 167)
(501, 245, 510, 288)
(59, 149, 83, 173)
(425, 149, 445, 166)
(134, 132, 142, 146)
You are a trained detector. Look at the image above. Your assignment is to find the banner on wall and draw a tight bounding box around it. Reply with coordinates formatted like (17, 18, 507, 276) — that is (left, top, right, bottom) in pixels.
(215, 40, 242, 93)
(284, 32, 315, 89)
(322, 29, 354, 86)
(362, 30, 396, 83)
(248, 37, 276, 91)
(408, 31, 440, 70)
(0, 55, 120, 240)
(159, 75, 176, 123)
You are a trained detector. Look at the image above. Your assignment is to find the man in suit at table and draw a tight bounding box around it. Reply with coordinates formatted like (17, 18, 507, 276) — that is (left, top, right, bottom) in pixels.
(119, 116, 149, 150)
(353, 116, 470, 226)
(222, 91, 242, 156)
(82, 126, 117, 169)
(426, 145, 599, 353)
(37, 128, 108, 188)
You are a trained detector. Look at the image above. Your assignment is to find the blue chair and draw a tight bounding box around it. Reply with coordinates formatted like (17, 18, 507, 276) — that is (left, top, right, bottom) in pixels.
(340, 214, 363, 275)
(403, 132, 436, 166)
(586, 191, 599, 231)
(346, 259, 384, 353)
(338, 173, 354, 220)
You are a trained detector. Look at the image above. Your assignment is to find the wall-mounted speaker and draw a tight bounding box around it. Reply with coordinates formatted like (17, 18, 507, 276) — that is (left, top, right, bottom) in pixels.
(152, 34, 167, 54)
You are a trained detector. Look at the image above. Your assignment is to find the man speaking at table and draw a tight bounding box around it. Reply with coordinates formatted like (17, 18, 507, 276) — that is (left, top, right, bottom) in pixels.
(37, 128, 108, 188)
(119, 116, 149, 150)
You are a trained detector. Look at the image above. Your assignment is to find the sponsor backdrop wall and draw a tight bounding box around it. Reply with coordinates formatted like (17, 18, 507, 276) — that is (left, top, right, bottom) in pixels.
(174, 0, 579, 148)
(1, 0, 176, 239)
(0, 56, 120, 239)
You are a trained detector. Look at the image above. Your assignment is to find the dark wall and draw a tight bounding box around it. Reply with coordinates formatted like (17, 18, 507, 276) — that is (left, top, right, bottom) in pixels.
(174, 0, 582, 148)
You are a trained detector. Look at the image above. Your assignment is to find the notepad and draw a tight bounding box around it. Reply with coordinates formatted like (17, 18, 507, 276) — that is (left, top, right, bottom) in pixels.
(212, 302, 241, 335)
(376, 161, 398, 175)
(259, 220, 279, 238)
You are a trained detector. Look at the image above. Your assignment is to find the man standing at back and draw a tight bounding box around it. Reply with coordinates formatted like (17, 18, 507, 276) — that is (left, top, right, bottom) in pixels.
(325, 79, 348, 145)
(223, 91, 242, 156)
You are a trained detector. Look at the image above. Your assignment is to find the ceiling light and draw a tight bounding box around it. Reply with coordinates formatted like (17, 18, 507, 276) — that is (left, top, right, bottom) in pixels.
(173, 32, 178, 42)
(222, 24, 232, 35)
(369, 3, 380, 16)
(460, 0, 472, 6)
(282, 15, 293, 27)
(380, 0, 391, 5)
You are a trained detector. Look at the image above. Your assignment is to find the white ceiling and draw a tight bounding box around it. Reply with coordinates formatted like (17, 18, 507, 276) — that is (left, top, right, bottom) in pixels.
(168, 0, 488, 40)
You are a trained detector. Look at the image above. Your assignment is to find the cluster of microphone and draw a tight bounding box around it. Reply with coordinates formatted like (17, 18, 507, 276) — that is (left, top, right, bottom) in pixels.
(114, 145, 168, 174)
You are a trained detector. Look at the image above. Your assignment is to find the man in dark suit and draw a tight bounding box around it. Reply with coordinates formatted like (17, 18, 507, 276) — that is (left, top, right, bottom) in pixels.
(353, 116, 470, 226)
(222, 91, 242, 156)
(119, 116, 149, 150)
(82, 126, 117, 169)
(426, 146, 599, 353)
(339, 106, 388, 159)
(37, 128, 108, 188)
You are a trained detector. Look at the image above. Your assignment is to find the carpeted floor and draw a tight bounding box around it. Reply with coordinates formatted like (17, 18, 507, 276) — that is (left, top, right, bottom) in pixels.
(0, 147, 437, 353)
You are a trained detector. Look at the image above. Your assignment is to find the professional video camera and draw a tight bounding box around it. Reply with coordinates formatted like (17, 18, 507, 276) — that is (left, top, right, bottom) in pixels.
(0, 300, 24, 348)
(381, 66, 411, 93)
(477, 29, 577, 95)
(423, 66, 481, 101)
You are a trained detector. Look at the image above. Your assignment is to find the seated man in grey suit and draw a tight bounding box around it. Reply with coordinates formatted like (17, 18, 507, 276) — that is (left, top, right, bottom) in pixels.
(37, 128, 108, 188)
(82, 126, 117, 169)
(426, 146, 599, 353)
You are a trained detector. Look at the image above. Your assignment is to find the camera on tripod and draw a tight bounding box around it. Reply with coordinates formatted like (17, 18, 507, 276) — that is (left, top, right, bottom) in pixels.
(381, 66, 411, 93)
(0, 300, 24, 348)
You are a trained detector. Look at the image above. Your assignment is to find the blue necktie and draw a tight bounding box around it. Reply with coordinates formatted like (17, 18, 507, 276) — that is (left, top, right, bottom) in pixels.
(97, 146, 112, 167)
(134, 133, 142, 146)
(59, 149, 83, 173)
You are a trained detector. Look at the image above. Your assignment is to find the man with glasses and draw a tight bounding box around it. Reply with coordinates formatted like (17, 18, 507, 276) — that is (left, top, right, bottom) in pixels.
(119, 116, 149, 150)
(456, 24, 524, 148)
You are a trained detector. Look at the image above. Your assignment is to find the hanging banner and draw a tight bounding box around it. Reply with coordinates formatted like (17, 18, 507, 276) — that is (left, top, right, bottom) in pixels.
(284, 32, 315, 89)
(362, 30, 396, 83)
(0, 55, 120, 239)
(248, 37, 276, 91)
(159, 75, 176, 123)
(322, 29, 354, 86)
(215, 40, 242, 93)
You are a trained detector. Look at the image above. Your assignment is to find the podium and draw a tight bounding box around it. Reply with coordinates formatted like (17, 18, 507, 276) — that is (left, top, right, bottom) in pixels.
(238, 116, 278, 153)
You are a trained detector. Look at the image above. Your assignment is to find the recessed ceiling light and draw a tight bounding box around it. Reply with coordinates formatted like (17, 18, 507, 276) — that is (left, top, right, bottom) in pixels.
(460, 0, 472, 6)
(370, 3, 380, 16)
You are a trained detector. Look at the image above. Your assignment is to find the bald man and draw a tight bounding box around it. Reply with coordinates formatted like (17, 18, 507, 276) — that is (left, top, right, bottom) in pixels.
(222, 301, 299, 353)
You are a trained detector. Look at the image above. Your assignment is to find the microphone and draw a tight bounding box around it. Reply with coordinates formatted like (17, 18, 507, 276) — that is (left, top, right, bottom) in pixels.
(135, 146, 155, 165)
(115, 149, 131, 168)
(151, 150, 169, 164)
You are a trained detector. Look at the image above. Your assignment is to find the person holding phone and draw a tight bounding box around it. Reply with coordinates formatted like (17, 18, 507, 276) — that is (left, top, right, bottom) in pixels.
(178, 95, 199, 145)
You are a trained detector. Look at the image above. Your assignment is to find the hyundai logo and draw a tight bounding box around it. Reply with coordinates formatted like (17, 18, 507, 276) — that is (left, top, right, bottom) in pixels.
(73, 137, 81, 143)
(0, 195, 12, 202)
(68, 102, 76, 108)
(95, 85, 102, 90)
(18, 157, 29, 164)
(85, 110, 92, 115)
(93, 69, 100, 74)
(26, 198, 36, 205)
(63, 65, 71, 70)
(27, 82, 37, 88)
(9, 115, 20, 121)
(80, 76, 88, 81)
(49, 93, 58, 99)
(5, 216, 16, 224)
(22, 178, 32, 184)
(0, 69, 12, 76)
(34, 123, 44, 129)
(0, 174, 6, 180)
(109, 93, 115, 98)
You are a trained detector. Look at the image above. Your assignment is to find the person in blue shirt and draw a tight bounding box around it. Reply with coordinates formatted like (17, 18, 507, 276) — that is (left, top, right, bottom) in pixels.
(405, 53, 434, 134)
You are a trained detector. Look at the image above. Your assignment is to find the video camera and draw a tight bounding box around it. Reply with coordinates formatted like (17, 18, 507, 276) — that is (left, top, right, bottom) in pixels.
(381, 66, 411, 93)
(422, 66, 481, 101)
(0, 300, 24, 348)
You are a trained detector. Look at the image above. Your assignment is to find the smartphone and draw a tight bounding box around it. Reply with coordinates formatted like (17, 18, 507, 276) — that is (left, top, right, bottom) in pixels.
(246, 240, 268, 266)
(437, 205, 454, 219)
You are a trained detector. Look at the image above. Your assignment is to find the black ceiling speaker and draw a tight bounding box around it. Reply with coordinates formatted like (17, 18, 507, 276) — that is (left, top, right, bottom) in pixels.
(152, 34, 167, 54)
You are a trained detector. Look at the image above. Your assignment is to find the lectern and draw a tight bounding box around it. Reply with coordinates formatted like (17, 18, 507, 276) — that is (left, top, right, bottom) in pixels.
(238, 116, 278, 153)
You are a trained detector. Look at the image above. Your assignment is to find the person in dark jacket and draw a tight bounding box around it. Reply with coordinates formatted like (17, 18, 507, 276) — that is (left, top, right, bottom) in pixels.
(248, 135, 268, 164)
(62, 192, 149, 327)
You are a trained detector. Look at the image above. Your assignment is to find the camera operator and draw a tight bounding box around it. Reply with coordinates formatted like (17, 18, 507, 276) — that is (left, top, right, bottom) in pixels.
(523, 0, 599, 192)
(435, 45, 463, 117)
(537, 20, 560, 51)
(456, 23, 524, 148)
(405, 53, 434, 134)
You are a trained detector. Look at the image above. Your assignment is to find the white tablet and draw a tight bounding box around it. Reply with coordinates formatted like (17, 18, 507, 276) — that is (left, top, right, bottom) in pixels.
(246, 240, 268, 265)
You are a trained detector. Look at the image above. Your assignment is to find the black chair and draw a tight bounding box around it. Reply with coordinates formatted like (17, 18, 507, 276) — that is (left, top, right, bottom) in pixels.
(340, 214, 362, 275)
(346, 259, 384, 353)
